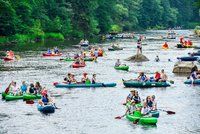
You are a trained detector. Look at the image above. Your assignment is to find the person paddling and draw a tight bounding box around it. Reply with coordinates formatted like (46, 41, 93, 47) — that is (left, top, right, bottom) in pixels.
(159, 69, 168, 82)
(92, 74, 96, 84)
(115, 59, 121, 67)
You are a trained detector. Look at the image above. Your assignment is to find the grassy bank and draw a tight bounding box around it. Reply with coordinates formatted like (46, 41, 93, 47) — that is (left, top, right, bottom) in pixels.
(0, 32, 65, 45)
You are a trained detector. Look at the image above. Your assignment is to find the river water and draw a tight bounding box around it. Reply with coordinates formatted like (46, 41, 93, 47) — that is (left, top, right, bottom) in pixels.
(0, 30, 200, 134)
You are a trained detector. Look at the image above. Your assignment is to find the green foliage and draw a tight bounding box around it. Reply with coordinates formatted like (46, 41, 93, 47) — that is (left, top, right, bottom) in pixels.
(44, 33, 64, 40)
(0, 0, 199, 44)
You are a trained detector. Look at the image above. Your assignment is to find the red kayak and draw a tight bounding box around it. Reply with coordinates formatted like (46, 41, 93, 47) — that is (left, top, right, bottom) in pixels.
(3, 57, 14, 61)
(72, 63, 86, 68)
(43, 53, 62, 57)
(98, 52, 103, 57)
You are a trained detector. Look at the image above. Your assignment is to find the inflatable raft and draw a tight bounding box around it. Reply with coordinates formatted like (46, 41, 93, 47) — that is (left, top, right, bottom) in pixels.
(184, 79, 200, 85)
(37, 104, 55, 114)
(54, 82, 117, 88)
(114, 65, 129, 71)
(23, 94, 42, 100)
(3, 57, 14, 61)
(123, 80, 170, 88)
(5, 94, 23, 101)
(43, 53, 62, 56)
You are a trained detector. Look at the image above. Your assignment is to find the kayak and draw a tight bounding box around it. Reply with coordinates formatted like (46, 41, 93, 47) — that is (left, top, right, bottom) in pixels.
(37, 104, 55, 114)
(126, 111, 158, 125)
(162, 46, 169, 49)
(177, 56, 198, 61)
(123, 80, 170, 88)
(114, 65, 129, 71)
(72, 63, 86, 68)
(23, 94, 42, 100)
(43, 53, 62, 56)
(5, 94, 23, 101)
(184, 79, 200, 85)
(54, 82, 117, 88)
(177, 44, 192, 48)
(63, 57, 94, 62)
(3, 57, 14, 61)
(190, 52, 200, 56)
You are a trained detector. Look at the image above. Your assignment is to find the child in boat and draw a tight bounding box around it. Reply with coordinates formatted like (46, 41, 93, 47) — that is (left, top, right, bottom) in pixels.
(146, 96, 153, 109)
(159, 69, 168, 82)
(20, 81, 28, 93)
(10, 81, 20, 95)
(151, 95, 157, 110)
(115, 59, 121, 67)
(92, 74, 96, 84)
(154, 71, 161, 82)
(137, 72, 148, 82)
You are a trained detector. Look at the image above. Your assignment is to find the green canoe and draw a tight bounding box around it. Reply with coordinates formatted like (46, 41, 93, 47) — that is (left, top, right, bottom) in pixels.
(62, 57, 94, 62)
(126, 111, 158, 125)
(114, 65, 129, 71)
(23, 94, 42, 100)
(123, 80, 170, 88)
(5, 94, 23, 101)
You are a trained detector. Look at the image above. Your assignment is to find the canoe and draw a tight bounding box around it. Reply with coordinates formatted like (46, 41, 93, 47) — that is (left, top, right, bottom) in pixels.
(177, 56, 198, 61)
(177, 44, 192, 48)
(72, 63, 86, 68)
(37, 104, 55, 114)
(43, 53, 62, 56)
(63, 57, 94, 62)
(190, 52, 200, 56)
(184, 79, 200, 85)
(123, 80, 170, 88)
(5, 94, 23, 101)
(54, 82, 117, 88)
(3, 57, 14, 61)
(126, 111, 158, 125)
(114, 65, 129, 71)
(23, 94, 42, 100)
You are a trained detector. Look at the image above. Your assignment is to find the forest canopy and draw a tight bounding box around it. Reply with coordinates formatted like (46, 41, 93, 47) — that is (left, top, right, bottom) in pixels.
(0, 0, 199, 39)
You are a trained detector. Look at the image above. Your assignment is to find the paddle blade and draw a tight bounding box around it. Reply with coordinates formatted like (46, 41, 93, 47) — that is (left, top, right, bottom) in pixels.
(169, 80, 174, 84)
(166, 111, 176, 114)
(115, 116, 122, 119)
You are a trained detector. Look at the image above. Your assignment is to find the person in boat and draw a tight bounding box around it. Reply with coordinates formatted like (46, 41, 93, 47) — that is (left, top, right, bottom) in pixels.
(80, 39, 84, 44)
(189, 68, 199, 82)
(187, 40, 192, 46)
(137, 72, 148, 82)
(81, 73, 90, 84)
(20, 81, 28, 93)
(80, 58, 85, 65)
(141, 102, 150, 115)
(126, 90, 135, 103)
(92, 74, 96, 84)
(163, 42, 169, 48)
(98, 47, 103, 56)
(74, 58, 80, 64)
(47, 48, 51, 54)
(81, 51, 86, 58)
(154, 71, 161, 82)
(133, 91, 141, 104)
(28, 83, 36, 94)
(64, 73, 72, 84)
(94, 49, 99, 58)
(35, 82, 42, 94)
(155, 55, 160, 62)
(146, 96, 153, 109)
(159, 69, 168, 82)
(151, 95, 157, 110)
(9, 81, 20, 95)
(137, 36, 142, 54)
(115, 59, 121, 67)
(54, 47, 59, 54)
(180, 36, 184, 44)
(70, 74, 77, 83)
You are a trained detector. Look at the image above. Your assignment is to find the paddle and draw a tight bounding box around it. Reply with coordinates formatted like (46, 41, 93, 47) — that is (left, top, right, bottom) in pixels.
(25, 100, 60, 109)
(158, 109, 175, 114)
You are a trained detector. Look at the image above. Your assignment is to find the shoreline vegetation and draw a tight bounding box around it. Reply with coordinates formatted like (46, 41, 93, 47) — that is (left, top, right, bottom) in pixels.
(0, 0, 199, 46)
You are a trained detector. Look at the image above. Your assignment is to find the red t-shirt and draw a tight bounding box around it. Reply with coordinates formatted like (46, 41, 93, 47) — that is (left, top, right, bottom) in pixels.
(155, 73, 161, 80)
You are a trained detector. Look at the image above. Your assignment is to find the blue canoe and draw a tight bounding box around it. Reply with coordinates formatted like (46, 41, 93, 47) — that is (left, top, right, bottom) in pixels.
(54, 83, 117, 88)
(184, 79, 200, 85)
(37, 104, 55, 114)
(177, 56, 199, 61)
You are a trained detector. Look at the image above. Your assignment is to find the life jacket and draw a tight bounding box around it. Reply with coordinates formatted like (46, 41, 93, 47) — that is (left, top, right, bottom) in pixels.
(147, 101, 153, 108)
(42, 96, 49, 105)
(141, 75, 147, 81)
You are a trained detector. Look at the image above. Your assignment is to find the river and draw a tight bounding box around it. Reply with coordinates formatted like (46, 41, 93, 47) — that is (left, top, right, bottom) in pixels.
(0, 30, 200, 134)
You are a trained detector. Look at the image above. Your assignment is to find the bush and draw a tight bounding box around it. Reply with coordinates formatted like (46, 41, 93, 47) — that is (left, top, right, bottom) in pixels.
(44, 33, 64, 40)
